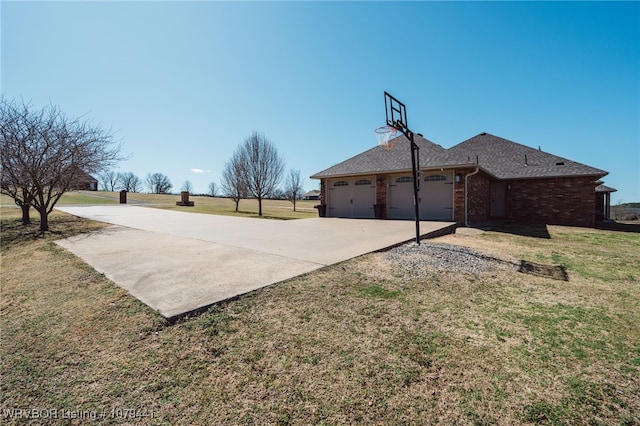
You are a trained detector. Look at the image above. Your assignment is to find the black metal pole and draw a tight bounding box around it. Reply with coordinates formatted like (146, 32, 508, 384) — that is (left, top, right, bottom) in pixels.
(409, 131, 420, 244)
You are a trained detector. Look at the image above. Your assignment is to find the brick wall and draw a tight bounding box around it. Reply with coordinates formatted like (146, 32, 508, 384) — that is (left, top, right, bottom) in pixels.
(467, 172, 491, 224)
(506, 177, 597, 227)
(375, 174, 388, 219)
(452, 169, 491, 225)
(320, 179, 327, 205)
(453, 170, 466, 223)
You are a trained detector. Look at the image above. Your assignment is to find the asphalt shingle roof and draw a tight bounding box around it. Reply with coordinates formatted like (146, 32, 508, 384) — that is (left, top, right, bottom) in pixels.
(595, 184, 617, 193)
(311, 132, 608, 180)
(310, 134, 446, 179)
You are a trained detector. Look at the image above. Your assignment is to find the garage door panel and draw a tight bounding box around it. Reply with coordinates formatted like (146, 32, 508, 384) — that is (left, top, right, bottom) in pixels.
(352, 179, 375, 218)
(327, 177, 375, 218)
(388, 172, 453, 221)
(420, 172, 453, 220)
(388, 176, 415, 220)
(327, 180, 351, 218)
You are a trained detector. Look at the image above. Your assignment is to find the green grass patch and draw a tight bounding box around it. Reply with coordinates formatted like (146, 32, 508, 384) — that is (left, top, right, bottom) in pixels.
(356, 284, 401, 299)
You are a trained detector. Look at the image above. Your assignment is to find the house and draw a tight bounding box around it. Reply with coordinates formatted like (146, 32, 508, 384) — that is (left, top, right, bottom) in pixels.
(311, 132, 613, 227)
(73, 171, 99, 191)
(303, 190, 321, 200)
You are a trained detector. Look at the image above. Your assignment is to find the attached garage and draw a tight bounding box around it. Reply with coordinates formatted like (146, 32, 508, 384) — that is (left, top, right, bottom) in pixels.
(387, 171, 454, 221)
(327, 177, 376, 218)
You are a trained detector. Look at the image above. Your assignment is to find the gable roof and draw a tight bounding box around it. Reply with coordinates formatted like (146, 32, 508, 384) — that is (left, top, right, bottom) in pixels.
(439, 133, 607, 180)
(311, 132, 608, 181)
(310, 134, 445, 179)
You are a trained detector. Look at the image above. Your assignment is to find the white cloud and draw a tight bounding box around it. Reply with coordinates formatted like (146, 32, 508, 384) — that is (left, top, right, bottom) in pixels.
(190, 168, 212, 174)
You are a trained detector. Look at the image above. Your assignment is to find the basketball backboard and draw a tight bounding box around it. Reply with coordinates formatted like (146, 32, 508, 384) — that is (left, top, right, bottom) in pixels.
(384, 91, 409, 134)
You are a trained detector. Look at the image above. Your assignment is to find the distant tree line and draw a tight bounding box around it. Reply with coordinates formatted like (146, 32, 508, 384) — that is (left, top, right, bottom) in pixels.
(98, 131, 305, 216)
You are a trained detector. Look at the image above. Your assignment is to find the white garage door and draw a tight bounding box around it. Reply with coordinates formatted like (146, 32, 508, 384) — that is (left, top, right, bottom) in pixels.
(327, 177, 376, 218)
(388, 175, 415, 220)
(388, 172, 453, 220)
(420, 172, 453, 220)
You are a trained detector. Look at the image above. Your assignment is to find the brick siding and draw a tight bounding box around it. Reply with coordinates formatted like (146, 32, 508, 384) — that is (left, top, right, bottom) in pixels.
(452, 169, 491, 225)
(506, 177, 597, 227)
(375, 174, 388, 219)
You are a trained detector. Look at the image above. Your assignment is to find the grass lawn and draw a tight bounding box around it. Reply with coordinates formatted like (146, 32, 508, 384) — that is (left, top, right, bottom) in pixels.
(1, 209, 639, 424)
(0, 191, 319, 220)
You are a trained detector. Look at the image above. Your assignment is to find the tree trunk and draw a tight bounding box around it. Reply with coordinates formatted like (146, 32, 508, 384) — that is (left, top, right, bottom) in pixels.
(37, 206, 49, 232)
(234, 199, 239, 212)
(258, 198, 263, 217)
(21, 204, 31, 225)
(293, 199, 296, 212)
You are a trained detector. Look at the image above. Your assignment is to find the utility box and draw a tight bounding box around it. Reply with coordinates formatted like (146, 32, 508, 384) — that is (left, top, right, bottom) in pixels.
(119, 190, 127, 204)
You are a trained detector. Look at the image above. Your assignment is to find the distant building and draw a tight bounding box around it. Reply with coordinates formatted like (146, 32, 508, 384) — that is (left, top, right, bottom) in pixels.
(73, 171, 99, 191)
(302, 190, 321, 200)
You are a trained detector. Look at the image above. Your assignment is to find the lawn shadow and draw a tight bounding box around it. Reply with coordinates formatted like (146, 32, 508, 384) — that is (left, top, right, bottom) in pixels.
(595, 221, 640, 234)
(477, 221, 552, 239)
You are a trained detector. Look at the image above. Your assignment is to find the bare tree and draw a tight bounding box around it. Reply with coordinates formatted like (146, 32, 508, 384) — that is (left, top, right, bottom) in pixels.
(1, 100, 37, 225)
(221, 150, 247, 212)
(118, 172, 142, 192)
(238, 131, 285, 217)
(99, 170, 119, 191)
(181, 180, 193, 193)
(284, 168, 303, 212)
(207, 181, 217, 197)
(145, 172, 172, 194)
(0, 98, 121, 232)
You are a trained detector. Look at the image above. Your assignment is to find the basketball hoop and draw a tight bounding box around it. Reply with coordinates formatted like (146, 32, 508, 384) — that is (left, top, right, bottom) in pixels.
(375, 125, 400, 150)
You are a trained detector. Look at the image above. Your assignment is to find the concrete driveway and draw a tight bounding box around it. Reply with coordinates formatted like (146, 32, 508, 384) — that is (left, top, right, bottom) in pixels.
(56, 206, 455, 320)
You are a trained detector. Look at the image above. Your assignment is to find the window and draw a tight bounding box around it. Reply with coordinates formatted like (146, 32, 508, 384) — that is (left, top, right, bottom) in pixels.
(396, 176, 413, 183)
(355, 179, 372, 186)
(333, 181, 349, 187)
(424, 175, 446, 182)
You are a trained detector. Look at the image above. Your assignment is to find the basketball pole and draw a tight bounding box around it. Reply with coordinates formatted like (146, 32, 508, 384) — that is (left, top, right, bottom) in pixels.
(383, 91, 422, 245)
(409, 131, 421, 245)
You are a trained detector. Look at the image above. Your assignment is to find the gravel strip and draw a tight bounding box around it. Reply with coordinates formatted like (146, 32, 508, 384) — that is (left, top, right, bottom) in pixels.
(383, 241, 515, 279)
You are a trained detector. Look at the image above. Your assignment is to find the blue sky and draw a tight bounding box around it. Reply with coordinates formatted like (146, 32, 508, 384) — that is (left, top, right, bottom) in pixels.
(2, 1, 639, 203)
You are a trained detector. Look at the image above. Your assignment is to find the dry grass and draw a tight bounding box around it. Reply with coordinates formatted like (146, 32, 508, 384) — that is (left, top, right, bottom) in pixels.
(1, 211, 639, 425)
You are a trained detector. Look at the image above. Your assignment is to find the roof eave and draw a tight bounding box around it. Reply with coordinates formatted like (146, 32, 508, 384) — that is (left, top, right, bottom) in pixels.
(311, 163, 483, 180)
(499, 171, 608, 181)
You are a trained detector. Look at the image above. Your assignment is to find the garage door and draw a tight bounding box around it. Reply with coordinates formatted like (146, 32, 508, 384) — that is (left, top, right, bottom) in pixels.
(388, 175, 415, 220)
(388, 172, 453, 221)
(327, 177, 376, 218)
(420, 172, 453, 220)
